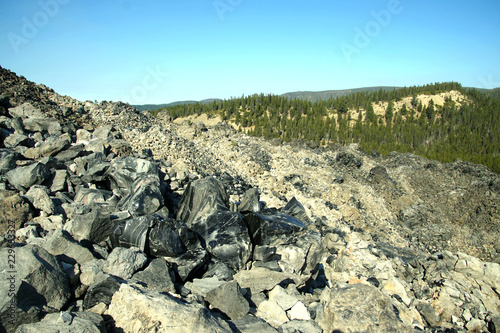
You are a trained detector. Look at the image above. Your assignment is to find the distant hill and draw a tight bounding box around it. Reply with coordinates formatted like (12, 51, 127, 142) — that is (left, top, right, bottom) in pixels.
(134, 86, 500, 111)
(280, 86, 399, 102)
(133, 98, 220, 112)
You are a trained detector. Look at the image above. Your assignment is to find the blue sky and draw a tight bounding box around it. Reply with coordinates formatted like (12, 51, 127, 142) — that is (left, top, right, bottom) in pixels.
(1, 0, 499, 104)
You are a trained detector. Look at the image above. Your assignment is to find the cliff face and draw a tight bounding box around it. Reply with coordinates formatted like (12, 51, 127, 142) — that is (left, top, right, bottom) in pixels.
(1, 66, 499, 332)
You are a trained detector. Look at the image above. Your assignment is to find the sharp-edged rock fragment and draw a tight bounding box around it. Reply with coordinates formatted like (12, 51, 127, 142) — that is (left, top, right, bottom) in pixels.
(0, 245, 70, 332)
(106, 283, 233, 333)
(6, 162, 51, 190)
(205, 280, 250, 319)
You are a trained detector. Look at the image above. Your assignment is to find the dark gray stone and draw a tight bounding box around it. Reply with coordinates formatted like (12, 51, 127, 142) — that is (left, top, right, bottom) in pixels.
(205, 281, 249, 320)
(0, 149, 20, 174)
(118, 174, 164, 217)
(0, 245, 70, 332)
(15, 311, 106, 333)
(229, 315, 278, 333)
(177, 177, 252, 270)
(40, 136, 70, 157)
(176, 177, 229, 225)
(238, 188, 261, 213)
(83, 274, 123, 310)
(71, 206, 113, 243)
(54, 143, 85, 162)
(132, 258, 176, 294)
(6, 162, 51, 190)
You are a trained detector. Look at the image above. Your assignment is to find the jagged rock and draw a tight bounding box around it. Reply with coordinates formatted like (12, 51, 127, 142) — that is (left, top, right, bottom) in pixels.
(81, 162, 110, 184)
(76, 129, 92, 143)
(103, 247, 148, 279)
(83, 274, 124, 310)
(25, 185, 55, 215)
(0, 245, 70, 332)
(0, 190, 33, 235)
(40, 229, 94, 264)
(416, 302, 441, 327)
(110, 215, 153, 252)
(244, 210, 322, 276)
(70, 205, 113, 243)
(0, 149, 20, 173)
(106, 156, 159, 196)
(8, 103, 46, 119)
(132, 258, 176, 294)
(177, 177, 252, 270)
(287, 302, 311, 321)
(268, 285, 298, 311)
(238, 187, 261, 213)
(234, 267, 299, 294)
(176, 177, 229, 225)
(148, 217, 190, 257)
(256, 300, 289, 328)
(185, 276, 226, 297)
(202, 261, 236, 281)
(80, 259, 105, 286)
(166, 246, 210, 282)
(40, 135, 71, 157)
(49, 169, 68, 193)
(6, 162, 51, 190)
(4, 133, 28, 148)
(106, 283, 233, 332)
(92, 125, 114, 142)
(23, 118, 62, 135)
(118, 174, 164, 216)
(317, 284, 413, 333)
(229, 315, 278, 333)
(15, 311, 105, 333)
(281, 197, 311, 224)
(74, 188, 112, 205)
(54, 143, 85, 162)
(278, 320, 322, 333)
(205, 280, 250, 319)
(72, 152, 106, 177)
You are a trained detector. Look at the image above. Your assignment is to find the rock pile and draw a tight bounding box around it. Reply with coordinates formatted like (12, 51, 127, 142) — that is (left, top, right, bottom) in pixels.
(1, 65, 499, 332)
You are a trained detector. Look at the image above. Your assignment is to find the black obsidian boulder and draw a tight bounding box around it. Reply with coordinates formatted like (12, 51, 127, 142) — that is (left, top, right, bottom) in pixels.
(176, 177, 252, 271)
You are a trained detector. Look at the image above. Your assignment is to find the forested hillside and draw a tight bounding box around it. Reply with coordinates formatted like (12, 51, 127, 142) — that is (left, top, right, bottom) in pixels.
(150, 82, 500, 173)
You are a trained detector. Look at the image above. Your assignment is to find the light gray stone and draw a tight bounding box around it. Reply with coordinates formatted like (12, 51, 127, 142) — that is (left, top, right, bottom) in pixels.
(106, 283, 233, 333)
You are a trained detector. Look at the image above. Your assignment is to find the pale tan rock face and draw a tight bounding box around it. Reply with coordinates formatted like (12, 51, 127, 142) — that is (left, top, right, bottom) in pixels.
(106, 283, 233, 333)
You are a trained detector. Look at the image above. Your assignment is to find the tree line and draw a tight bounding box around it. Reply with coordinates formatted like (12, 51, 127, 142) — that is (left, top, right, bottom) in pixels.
(149, 82, 500, 173)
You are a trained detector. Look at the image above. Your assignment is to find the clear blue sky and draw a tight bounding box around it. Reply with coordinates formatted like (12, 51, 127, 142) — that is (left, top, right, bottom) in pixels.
(1, 0, 499, 104)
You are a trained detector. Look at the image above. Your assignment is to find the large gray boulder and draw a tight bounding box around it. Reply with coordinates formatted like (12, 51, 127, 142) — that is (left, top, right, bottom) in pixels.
(205, 280, 249, 320)
(132, 258, 176, 294)
(103, 247, 148, 279)
(0, 245, 70, 332)
(70, 206, 113, 243)
(6, 162, 51, 190)
(316, 283, 413, 333)
(106, 283, 233, 333)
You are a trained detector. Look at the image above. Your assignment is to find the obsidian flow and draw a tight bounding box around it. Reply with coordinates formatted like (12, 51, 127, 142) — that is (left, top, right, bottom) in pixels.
(109, 176, 315, 280)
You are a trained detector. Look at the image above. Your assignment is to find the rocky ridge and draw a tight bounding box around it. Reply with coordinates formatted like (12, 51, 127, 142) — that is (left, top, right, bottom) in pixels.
(1, 65, 499, 332)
